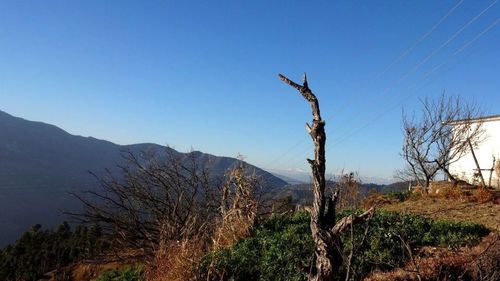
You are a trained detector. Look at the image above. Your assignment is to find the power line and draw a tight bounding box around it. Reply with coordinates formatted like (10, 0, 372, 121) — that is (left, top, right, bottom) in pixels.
(276, 9, 499, 169)
(362, 0, 497, 109)
(329, 17, 497, 151)
(326, 0, 468, 115)
(398, 0, 498, 83)
(374, 0, 465, 80)
(322, 19, 500, 162)
(425, 18, 499, 79)
(455, 17, 499, 56)
(264, 1, 466, 170)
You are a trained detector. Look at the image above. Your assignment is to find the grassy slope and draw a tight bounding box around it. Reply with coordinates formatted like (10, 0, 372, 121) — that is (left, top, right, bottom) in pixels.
(382, 198, 500, 231)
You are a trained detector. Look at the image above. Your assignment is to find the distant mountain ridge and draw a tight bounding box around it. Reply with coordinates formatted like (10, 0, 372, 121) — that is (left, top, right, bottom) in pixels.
(274, 181, 387, 205)
(266, 168, 395, 185)
(0, 110, 287, 246)
(271, 172, 307, 185)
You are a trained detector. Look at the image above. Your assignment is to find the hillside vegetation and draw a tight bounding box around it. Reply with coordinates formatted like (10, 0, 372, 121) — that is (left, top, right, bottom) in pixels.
(2, 180, 499, 280)
(199, 210, 490, 281)
(0, 110, 287, 247)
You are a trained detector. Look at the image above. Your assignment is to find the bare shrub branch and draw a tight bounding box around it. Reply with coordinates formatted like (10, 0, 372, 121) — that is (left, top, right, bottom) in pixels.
(67, 148, 221, 254)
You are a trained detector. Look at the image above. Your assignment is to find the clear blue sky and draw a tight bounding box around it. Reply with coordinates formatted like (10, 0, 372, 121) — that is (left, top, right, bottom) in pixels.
(1, 1, 499, 181)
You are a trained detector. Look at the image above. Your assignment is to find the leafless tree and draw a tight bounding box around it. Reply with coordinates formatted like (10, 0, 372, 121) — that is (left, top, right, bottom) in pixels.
(401, 94, 484, 189)
(68, 146, 265, 276)
(68, 148, 224, 254)
(279, 73, 374, 281)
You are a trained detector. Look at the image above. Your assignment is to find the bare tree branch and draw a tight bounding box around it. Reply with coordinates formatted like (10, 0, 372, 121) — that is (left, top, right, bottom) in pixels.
(401, 94, 485, 189)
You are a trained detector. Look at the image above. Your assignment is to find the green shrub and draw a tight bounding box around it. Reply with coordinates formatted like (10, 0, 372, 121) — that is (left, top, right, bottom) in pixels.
(200, 210, 489, 281)
(425, 220, 490, 248)
(199, 212, 313, 281)
(95, 266, 144, 281)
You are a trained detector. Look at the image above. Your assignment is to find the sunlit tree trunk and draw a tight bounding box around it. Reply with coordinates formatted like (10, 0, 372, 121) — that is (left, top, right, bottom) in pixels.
(279, 73, 374, 281)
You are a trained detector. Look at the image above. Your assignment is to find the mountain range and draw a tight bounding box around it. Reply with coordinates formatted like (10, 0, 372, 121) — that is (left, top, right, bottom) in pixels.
(0, 110, 287, 246)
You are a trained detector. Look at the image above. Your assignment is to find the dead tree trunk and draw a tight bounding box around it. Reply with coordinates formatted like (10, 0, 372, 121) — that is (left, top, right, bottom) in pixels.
(279, 73, 374, 281)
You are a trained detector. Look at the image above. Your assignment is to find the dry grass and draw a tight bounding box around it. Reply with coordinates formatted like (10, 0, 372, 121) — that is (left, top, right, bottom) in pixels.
(424, 181, 498, 203)
(212, 209, 256, 250)
(383, 197, 500, 231)
(145, 207, 257, 281)
(45, 250, 145, 281)
(364, 233, 500, 281)
(70, 261, 137, 281)
(363, 190, 399, 209)
(368, 185, 500, 280)
(147, 162, 258, 281)
(381, 180, 499, 231)
(146, 238, 207, 281)
(474, 187, 496, 203)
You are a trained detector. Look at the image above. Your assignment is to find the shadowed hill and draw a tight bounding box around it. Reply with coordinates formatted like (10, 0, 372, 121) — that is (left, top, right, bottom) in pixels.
(0, 110, 287, 246)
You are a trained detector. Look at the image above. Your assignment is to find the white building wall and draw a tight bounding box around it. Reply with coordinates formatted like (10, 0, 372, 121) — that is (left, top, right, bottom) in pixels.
(449, 119, 500, 187)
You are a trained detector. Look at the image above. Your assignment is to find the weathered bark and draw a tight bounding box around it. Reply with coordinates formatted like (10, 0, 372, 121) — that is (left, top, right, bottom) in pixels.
(279, 73, 374, 281)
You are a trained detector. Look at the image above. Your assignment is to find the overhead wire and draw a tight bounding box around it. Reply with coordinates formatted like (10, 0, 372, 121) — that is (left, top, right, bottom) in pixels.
(328, 18, 498, 157)
(425, 18, 499, 79)
(263, 0, 466, 171)
(272, 1, 498, 170)
(453, 18, 499, 56)
(398, 0, 498, 83)
(283, 15, 499, 169)
(332, 15, 499, 147)
(373, 0, 465, 81)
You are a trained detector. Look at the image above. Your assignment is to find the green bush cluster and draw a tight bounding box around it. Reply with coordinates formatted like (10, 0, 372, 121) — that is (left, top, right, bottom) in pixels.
(0, 222, 108, 281)
(95, 266, 144, 281)
(200, 210, 489, 281)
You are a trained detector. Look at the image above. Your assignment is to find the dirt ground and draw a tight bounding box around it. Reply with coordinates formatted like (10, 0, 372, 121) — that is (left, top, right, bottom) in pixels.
(383, 198, 500, 231)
